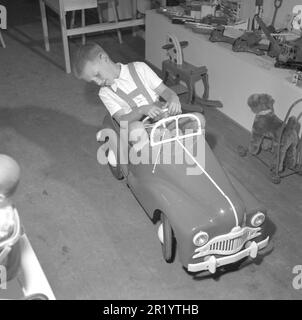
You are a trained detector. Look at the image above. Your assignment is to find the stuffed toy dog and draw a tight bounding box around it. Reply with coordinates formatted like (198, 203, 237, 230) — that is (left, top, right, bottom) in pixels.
(247, 93, 300, 172)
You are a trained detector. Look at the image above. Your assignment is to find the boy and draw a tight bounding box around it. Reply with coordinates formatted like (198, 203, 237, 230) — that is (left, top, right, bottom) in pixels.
(72, 43, 204, 151)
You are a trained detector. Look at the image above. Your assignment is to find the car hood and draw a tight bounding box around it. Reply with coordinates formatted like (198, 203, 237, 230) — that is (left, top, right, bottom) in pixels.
(148, 137, 245, 233)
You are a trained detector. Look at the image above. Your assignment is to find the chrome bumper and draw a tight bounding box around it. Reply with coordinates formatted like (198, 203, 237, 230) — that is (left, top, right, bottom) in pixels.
(188, 236, 269, 273)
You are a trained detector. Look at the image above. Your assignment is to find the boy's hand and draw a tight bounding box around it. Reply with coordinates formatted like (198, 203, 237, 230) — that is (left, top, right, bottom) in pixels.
(144, 105, 164, 119)
(167, 95, 182, 116)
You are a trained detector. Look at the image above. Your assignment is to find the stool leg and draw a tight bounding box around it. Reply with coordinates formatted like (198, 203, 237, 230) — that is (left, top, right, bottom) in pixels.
(111, 0, 122, 44)
(163, 70, 169, 84)
(39, 0, 50, 51)
(201, 73, 209, 100)
(185, 79, 194, 104)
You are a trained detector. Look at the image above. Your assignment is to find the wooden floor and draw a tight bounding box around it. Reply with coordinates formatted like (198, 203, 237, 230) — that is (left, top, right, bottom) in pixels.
(1, 0, 302, 300)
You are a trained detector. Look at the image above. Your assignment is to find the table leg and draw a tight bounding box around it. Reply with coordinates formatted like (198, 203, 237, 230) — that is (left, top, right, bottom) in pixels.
(60, 11, 71, 73)
(81, 9, 86, 45)
(111, 0, 122, 44)
(132, 0, 137, 36)
(39, 0, 50, 51)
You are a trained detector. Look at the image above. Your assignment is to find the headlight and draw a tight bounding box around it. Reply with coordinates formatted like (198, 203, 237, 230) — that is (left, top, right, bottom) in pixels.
(251, 212, 265, 227)
(193, 231, 209, 246)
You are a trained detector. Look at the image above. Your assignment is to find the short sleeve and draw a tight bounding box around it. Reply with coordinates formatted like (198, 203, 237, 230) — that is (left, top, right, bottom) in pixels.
(134, 62, 163, 91)
(99, 89, 122, 116)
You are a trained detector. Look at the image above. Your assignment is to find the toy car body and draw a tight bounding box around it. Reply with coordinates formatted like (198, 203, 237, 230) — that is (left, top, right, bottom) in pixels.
(97, 112, 270, 274)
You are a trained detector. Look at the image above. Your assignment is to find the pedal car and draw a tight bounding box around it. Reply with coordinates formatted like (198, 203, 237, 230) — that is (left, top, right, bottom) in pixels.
(97, 111, 270, 274)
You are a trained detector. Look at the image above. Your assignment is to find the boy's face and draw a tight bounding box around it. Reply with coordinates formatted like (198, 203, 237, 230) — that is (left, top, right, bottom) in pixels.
(82, 54, 116, 87)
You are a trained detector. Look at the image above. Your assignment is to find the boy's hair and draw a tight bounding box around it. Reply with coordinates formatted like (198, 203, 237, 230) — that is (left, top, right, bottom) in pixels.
(72, 43, 107, 79)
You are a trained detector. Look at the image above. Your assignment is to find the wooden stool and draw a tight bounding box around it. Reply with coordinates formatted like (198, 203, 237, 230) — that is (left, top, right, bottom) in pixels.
(162, 59, 209, 104)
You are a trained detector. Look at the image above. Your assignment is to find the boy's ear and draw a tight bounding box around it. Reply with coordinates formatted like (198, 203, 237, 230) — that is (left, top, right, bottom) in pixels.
(99, 53, 109, 62)
(97, 53, 104, 61)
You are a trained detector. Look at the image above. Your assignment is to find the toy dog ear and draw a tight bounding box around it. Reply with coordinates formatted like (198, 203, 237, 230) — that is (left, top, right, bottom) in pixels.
(268, 95, 275, 112)
(247, 94, 260, 113)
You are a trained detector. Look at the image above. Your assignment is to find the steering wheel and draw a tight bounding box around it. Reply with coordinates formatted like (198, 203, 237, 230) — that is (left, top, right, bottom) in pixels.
(142, 107, 170, 127)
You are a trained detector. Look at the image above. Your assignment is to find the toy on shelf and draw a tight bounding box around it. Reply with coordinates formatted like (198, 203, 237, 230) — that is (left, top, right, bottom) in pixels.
(209, 25, 236, 44)
(267, 0, 283, 33)
(290, 5, 302, 33)
(0, 154, 55, 300)
(186, 21, 214, 34)
(162, 33, 222, 111)
(232, 30, 268, 55)
(292, 70, 302, 87)
(238, 95, 302, 184)
(209, 25, 268, 55)
(251, 0, 264, 31)
(157, 3, 227, 25)
(186, 17, 248, 35)
(255, 14, 302, 70)
(218, 0, 241, 24)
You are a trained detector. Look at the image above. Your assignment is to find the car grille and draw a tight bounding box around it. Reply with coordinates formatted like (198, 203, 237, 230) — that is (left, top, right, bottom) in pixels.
(193, 227, 261, 259)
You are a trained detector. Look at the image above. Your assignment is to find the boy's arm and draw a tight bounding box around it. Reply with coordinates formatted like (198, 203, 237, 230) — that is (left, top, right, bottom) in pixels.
(113, 105, 163, 128)
(154, 82, 182, 116)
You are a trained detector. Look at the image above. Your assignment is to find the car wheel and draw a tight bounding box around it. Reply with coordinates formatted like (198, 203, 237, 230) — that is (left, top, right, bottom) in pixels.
(107, 149, 123, 180)
(159, 213, 175, 263)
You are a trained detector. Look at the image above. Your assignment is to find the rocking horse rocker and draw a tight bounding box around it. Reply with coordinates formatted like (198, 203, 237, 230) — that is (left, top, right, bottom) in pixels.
(238, 94, 302, 184)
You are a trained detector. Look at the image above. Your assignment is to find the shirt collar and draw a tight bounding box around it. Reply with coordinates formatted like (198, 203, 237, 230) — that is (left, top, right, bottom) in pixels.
(257, 110, 273, 116)
(110, 63, 126, 92)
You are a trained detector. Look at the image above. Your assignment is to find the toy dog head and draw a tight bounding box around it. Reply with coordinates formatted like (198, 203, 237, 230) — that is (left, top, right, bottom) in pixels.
(247, 94, 275, 115)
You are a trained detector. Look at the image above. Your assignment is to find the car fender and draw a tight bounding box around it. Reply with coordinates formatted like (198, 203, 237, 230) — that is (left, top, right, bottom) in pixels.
(224, 170, 267, 214)
(129, 177, 225, 267)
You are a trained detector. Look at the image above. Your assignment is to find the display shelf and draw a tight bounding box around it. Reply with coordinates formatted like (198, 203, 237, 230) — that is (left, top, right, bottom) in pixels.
(145, 10, 302, 131)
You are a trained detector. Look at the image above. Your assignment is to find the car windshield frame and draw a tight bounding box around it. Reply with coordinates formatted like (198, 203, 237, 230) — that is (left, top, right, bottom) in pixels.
(149, 113, 203, 147)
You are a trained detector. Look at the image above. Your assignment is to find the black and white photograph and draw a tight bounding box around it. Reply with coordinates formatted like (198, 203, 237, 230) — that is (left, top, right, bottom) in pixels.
(0, 0, 302, 303)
